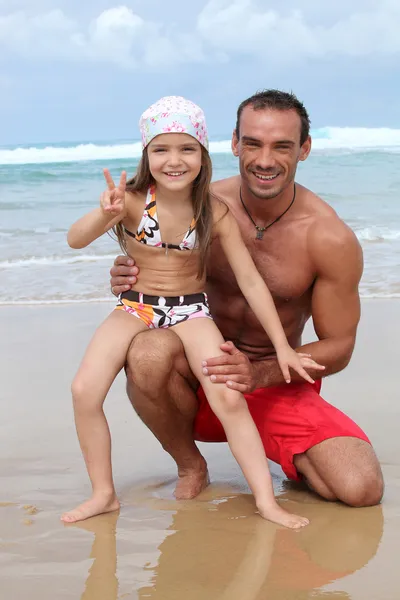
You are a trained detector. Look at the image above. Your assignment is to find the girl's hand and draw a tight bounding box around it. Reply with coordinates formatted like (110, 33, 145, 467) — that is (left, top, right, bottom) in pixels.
(100, 169, 127, 216)
(277, 347, 325, 384)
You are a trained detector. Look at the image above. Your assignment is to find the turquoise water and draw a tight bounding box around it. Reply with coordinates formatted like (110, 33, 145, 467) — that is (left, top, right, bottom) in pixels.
(0, 131, 399, 304)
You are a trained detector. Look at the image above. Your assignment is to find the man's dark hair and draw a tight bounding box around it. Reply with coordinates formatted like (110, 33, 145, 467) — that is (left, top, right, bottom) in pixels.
(235, 89, 311, 146)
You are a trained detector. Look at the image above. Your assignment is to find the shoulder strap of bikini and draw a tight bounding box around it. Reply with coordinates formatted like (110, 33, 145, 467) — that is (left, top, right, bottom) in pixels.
(145, 185, 156, 209)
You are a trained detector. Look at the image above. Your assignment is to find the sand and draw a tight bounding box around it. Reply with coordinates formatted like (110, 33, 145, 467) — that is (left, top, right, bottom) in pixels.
(0, 299, 399, 599)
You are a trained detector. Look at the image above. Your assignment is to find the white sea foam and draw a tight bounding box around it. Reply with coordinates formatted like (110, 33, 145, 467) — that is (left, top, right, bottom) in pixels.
(312, 127, 400, 151)
(0, 142, 142, 166)
(356, 226, 400, 242)
(0, 140, 232, 165)
(359, 292, 400, 299)
(2, 127, 400, 165)
(0, 254, 116, 269)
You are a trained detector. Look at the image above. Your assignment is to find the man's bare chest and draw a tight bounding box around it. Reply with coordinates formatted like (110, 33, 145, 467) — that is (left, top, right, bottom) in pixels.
(208, 235, 315, 301)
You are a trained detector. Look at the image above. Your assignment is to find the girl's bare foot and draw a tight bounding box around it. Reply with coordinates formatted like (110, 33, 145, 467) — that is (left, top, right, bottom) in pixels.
(257, 502, 309, 529)
(61, 492, 120, 524)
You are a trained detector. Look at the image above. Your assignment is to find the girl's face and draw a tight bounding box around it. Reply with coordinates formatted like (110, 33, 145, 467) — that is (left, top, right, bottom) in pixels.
(147, 133, 202, 191)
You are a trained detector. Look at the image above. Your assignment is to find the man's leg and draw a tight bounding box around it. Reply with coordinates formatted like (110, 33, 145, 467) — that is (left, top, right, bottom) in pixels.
(125, 328, 209, 499)
(194, 382, 384, 508)
(294, 437, 384, 507)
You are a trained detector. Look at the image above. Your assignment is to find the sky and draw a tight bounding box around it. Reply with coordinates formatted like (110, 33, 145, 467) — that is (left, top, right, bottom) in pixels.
(1, 0, 400, 144)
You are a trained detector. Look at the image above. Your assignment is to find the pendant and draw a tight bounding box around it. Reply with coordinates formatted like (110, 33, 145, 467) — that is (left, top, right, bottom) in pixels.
(256, 228, 265, 240)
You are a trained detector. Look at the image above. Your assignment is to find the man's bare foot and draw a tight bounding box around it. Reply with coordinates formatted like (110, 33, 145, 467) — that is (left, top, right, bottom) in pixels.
(257, 503, 309, 529)
(61, 492, 120, 524)
(174, 466, 210, 500)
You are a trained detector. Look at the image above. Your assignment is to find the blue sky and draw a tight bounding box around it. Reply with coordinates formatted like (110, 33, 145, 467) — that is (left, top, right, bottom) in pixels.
(1, 0, 400, 144)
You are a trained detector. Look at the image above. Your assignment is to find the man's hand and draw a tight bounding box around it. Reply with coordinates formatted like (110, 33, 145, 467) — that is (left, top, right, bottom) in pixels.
(202, 341, 325, 393)
(110, 255, 139, 296)
(202, 341, 256, 393)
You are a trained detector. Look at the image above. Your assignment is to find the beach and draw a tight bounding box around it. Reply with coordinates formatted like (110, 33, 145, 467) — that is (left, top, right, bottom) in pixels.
(1, 132, 399, 598)
(0, 299, 399, 599)
(2, 0, 400, 595)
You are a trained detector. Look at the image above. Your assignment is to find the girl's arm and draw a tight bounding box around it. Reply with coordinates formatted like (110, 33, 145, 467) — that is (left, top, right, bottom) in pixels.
(68, 207, 125, 249)
(214, 203, 314, 383)
(68, 169, 127, 249)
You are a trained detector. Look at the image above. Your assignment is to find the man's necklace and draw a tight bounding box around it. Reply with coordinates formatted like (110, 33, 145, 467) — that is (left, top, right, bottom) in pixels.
(239, 184, 296, 240)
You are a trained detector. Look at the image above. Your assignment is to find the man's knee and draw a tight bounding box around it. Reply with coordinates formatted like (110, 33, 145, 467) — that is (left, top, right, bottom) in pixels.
(126, 328, 188, 394)
(340, 467, 384, 508)
(337, 442, 384, 507)
(303, 437, 384, 507)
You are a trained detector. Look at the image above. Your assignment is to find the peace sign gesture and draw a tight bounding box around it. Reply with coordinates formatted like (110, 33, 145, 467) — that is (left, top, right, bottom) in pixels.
(100, 168, 127, 216)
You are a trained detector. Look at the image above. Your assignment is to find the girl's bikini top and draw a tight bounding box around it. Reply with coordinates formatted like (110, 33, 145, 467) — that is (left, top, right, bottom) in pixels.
(123, 186, 196, 251)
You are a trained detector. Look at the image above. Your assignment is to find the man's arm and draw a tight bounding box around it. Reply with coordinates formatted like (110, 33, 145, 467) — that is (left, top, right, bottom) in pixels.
(205, 218, 363, 391)
(254, 219, 363, 388)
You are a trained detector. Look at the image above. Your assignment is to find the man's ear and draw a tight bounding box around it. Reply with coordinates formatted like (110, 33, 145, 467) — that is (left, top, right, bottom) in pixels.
(232, 129, 239, 157)
(299, 136, 312, 162)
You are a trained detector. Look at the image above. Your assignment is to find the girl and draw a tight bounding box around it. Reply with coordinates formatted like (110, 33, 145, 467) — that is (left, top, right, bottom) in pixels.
(64, 96, 322, 528)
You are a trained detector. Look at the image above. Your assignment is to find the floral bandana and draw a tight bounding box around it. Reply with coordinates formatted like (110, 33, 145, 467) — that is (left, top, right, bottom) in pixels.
(139, 96, 209, 150)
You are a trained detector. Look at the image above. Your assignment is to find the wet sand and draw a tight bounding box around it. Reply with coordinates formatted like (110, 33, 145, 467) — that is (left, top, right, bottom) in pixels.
(0, 300, 399, 599)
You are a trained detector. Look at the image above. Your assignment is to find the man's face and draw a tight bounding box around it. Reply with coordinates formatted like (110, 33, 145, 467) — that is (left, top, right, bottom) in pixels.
(232, 106, 311, 200)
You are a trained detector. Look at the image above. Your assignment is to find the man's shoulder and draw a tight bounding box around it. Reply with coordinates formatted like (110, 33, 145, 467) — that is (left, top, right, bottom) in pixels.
(299, 185, 356, 240)
(302, 188, 363, 274)
(300, 185, 337, 219)
(210, 176, 240, 204)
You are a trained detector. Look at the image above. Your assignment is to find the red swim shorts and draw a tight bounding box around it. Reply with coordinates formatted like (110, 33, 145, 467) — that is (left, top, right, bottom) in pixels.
(194, 381, 370, 482)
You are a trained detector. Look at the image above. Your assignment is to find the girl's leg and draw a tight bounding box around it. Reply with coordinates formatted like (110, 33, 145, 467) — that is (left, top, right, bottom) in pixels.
(173, 318, 309, 529)
(61, 310, 147, 523)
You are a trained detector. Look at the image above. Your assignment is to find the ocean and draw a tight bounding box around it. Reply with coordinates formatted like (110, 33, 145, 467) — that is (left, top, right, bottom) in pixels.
(1, 127, 399, 305)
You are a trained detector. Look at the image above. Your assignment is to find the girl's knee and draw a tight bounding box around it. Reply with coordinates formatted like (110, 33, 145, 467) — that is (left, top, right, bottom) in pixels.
(71, 374, 85, 403)
(211, 387, 246, 415)
(71, 374, 98, 413)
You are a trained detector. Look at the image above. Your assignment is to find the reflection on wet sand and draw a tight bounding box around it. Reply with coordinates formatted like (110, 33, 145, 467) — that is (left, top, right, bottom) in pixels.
(75, 512, 119, 600)
(78, 488, 383, 600)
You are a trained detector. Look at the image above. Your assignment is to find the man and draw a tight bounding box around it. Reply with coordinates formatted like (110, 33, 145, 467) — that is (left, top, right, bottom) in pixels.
(110, 90, 383, 506)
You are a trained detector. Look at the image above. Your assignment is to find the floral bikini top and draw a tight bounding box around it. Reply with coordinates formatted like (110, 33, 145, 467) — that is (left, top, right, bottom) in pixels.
(123, 186, 197, 251)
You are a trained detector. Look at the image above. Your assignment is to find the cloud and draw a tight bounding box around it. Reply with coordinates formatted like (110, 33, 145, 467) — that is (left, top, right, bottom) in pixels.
(0, 6, 205, 68)
(197, 2, 317, 62)
(197, 0, 400, 60)
(0, 9, 77, 59)
(73, 6, 148, 68)
(0, 2, 399, 69)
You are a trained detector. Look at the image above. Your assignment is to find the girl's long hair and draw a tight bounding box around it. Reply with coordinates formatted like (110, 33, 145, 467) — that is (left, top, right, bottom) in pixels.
(113, 145, 214, 279)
